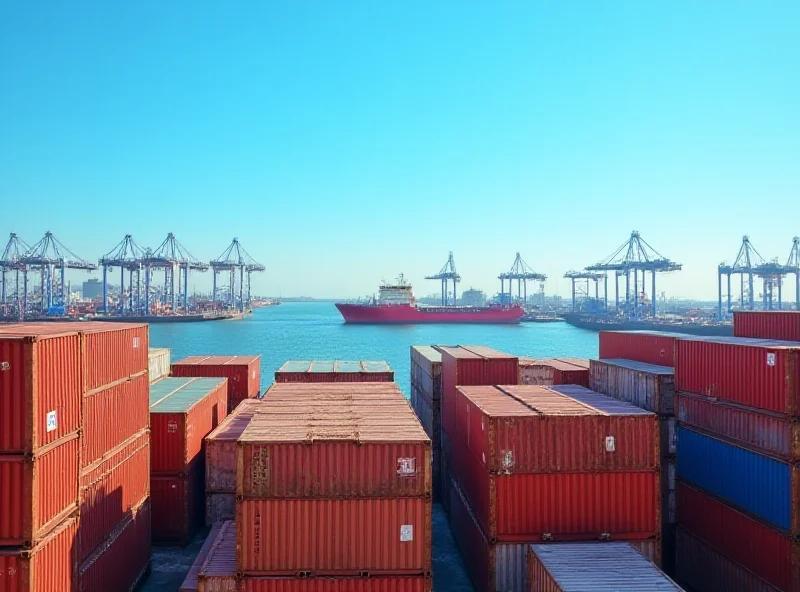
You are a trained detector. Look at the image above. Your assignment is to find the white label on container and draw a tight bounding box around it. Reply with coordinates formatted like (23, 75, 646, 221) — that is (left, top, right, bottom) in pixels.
(767, 353, 776, 366)
(133, 337, 140, 349)
(46, 411, 58, 432)
(0, 361, 9, 371)
(400, 525, 413, 542)
(397, 457, 416, 475)
(168, 421, 178, 433)
(501, 450, 515, 472)
(482, 452, 486, 464)
(605, 436, 616, 452)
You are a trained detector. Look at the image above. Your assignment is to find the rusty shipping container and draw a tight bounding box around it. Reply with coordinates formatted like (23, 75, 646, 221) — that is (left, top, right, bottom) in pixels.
(197, 520, 236, 592)
(588, 358, 675, 415)
(0, 328, 82, 453)
(206, 493, 235, 526)
(206, 399, 260, 493)
(526, 543, 681, 592)
(410, 383, 440, 501)
(675, 527, 779, 592)
(676, 391, 800, 461)
(180, 521, 224, 592)
(78, 429, 150, 561)
(274, 360, 394, 383)
(677, 481, 798, 592)
(150, 377, 229, 474)
(237, 497, 432, 575)
(676, 336, 800, 415)
(171, 355, 261, 411)
(410, 345, 443, 400)
(82, 371, 149, 468)
(598, 330, 685, 367)
(151, 460, 205, 544)
(240, 578, 433, 592)
(455, 385, 658, 475)
(0, 516, 77, 592)
(734, 310, 800, 341)
(0, 433, 79, 547)
(77, 498, 151, 592)
(149, 347, 171, 383)
(518, 359, 590, 388)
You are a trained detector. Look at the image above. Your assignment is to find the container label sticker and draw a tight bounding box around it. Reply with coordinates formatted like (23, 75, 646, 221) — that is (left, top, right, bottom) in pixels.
(501, 450, 515, 472)
(0, 361, 9, 371)
(133, 337, 140, 349)
(46, 411, 58, 432)
(605, 436, 616, 452)
(767, 353, 776, 366)
(251, 448, 270, 489)
(167, 422, 178, 433)
(400, 525, 413, 542)
(252, 370, 256, 379)
(397, 457, 416, 475)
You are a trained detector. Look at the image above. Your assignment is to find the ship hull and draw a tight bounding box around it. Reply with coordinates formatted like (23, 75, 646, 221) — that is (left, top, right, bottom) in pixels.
(563, 313, 733, 336)
(336, 303, 523, 324)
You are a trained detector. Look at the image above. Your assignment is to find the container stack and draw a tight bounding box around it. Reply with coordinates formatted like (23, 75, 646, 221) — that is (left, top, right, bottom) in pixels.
(171, 355, 261, 413)
(448, 384, 662, 591)
(236, 382, 432, 590)
(674, 331, 800, 592)
(518, 358, 590, 387)
(409, 346, 443, 500)
(148, 347, 171, 383)
(274, 360, 394, 382)
(149, 376, 229, 544)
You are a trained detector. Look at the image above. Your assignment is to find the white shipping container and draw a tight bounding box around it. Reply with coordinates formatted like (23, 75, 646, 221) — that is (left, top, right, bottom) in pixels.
(589, 358, 675, 415)
(148, 347, 171, 384)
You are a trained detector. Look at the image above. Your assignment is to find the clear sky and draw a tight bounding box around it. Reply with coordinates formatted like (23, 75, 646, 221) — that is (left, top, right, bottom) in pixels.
(1, 1, 798, 300)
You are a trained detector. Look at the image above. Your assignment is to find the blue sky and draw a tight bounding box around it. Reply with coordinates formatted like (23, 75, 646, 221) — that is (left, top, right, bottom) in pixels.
(1, 1, 798, 299)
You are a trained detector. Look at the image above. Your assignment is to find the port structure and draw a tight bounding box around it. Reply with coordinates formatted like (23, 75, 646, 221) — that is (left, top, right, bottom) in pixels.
(141, 233, 209, 315)
(788, 237, 800, 311)
(499, 253, 546, 306)
(563, 271, 605, 313)
(18, 231, 97, 317)
(210, 238, 265, 312)
(98, 235, 147, 315)
(718, 236, 796, 319)
(0, 233, 32, 319)
(585, 231, 681, 319)
(425, 251, 461, 306)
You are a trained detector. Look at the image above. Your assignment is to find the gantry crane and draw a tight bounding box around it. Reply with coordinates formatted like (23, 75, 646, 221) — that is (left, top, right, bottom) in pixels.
(210, 238, 265, 312)
(499, 253, 546, 306)
(98, 235, 146, 315)
(425, 252, 461, 306)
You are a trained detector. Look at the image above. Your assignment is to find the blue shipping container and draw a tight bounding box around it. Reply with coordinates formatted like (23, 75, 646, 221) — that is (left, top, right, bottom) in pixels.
(676, 426, 795, 533)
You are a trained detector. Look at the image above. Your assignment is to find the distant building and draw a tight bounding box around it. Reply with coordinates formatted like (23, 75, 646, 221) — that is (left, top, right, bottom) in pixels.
(461, 288, 486, 307)
(83, 278, 103, 300)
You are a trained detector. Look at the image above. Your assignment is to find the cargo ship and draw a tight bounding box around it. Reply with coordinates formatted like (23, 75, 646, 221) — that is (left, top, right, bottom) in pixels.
(336, 277, 523, 324)
(564, 313, 733, 336)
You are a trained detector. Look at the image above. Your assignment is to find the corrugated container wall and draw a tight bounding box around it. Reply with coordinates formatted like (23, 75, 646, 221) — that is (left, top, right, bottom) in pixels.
(149, 347, 171, 383)
(734, 310, 800, 341)
(205, 493, 235, 526)
(411, 346, 442, 400)
(588, 358, 675, 415)
(206, 400, 261, 494)
(171, 355, 261, 411)
(151, 461, 204, 544)
(196, 520, 236, 592)
(75, 322, 148, 391)
(598, 330, 683, 367)
(180, 522, 224, 592)
(239, 578, 433, 592)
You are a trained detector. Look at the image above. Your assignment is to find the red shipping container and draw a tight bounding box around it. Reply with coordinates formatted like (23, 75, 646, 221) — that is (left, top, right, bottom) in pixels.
(205, 492, 235, 526)
(599, 330, 685, 367)
(518, 359, 590, 387)
(676, 391, 800, 461)
(151, 460, 204, 544)
(82, 371, 150, 468)
(237, 497, 432, 575)
(274, 360, 394, 383)
(675, 527, 778, 592)
(171, 355, 261, 411)
(676, 336, 800, 415)
(77, 498, 151, 592)
(78, 429, 150, 561)
(180, 521, 224, 592)
(0, 515, 77, 592)
(240, 577, 433, 592)
(677, 481, 798, 591)
(455, 385, 658, 474)
(0, 433, 79, 547)
(0, 329, 82, 453)
(73, 322, 148, 391)
(588, 358, 675, 416)
(205, 399, 261, 494)
(196, 520, 236, 592)
(734, 310, 800, 341)
(150, 377, 229, 474)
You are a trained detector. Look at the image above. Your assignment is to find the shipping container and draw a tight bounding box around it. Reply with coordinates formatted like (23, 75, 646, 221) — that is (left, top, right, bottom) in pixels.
(240, 578, 433, 592)
(518, 359, 590, 387)
(274, 360, 394, 383)
(0, 516, 77, 592)
(82, 371, 149, 468)
(149, 347, 171, 383)
(526, 542, 681, 592)
(151, 460, 204, 544)
(78, 429, 150, 561)
(734, 310, 800, 341)
(677, 481, 798, 591)
(455, 385, 658, 475)
(440, 432, 452, 513)
(171, 355, 261, 411)
(675, 527, 779, 592)
(409, 384, 440, 501)
(77, 498, 151, 592)
(150, 377, 228, 474)
(411, 346, 442, 400)
(599, 330, 685, 367)
(676, 391, 799, 461)
(0, 329, 82, 453)
(180, 521, 224, 592)
(206, 399, 260, 494)
(676, 426, 799, 534)
(197, 520, 236, 592)
(676, 336, 800, 415)
(75, 322, 148, 391)
(237, 497, 432, 575)
(589, 358, 675, 415)
(0, 433, 79, 547)
(205, 493, 235, 526)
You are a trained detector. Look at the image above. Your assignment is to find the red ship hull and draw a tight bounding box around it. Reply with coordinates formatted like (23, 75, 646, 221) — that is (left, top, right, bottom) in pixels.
(335, 303, 524, 324)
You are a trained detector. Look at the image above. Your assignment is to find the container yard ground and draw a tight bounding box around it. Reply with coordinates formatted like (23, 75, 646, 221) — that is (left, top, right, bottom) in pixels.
(139, 504, 474, 592)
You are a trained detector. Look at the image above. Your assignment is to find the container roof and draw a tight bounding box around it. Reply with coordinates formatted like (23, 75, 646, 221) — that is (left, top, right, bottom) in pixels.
(411, 345, 443, 364)
(461, 345, 516, 359)
(594, 358, 674, 375)
(174, 355, 260, 365)
(199, 521, 236, 579)
(206, 400, 262, 441)
(601, 329, 691, 338)
(149, 377, 227, 412)
(277, 360, 392, 373)
(437, 345, 483, 359)
(679, 335, 800, 348)
(523, 359, 589, 372)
